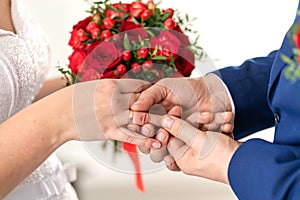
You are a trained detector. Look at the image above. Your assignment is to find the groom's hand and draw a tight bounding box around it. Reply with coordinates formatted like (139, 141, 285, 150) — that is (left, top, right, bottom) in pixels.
(131, 74, 234, 134)
(161, 114, 241, 183)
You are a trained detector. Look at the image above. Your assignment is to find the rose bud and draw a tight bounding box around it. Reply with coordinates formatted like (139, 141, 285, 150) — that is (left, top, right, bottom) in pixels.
(164, 18, 176, 30)
(164, 8, 174, 18)
(122, 50, 132, 61)
(116, 64, 127, 75)
(76, 29, 88, 41)
(90, 28, 100, 39)
(92, 14, 100, 23)
(101, 30, 112, 41)
(126, 16, 135, 22)
(141, 10, 152, 21)
(103, 17, 115, 29)
(137, 48, 149, 59)
(131, 62, 141, 74)
(147, 0, 155, 10)
(106, 9, 115, 18)
(142, 60, 153, 70)
(86, 21, 99, 33)
(68, 50, 86, 75)
(110, 34, 121, 43)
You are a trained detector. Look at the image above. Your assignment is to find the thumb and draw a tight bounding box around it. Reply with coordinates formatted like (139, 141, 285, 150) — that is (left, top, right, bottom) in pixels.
(162, 114, 221, 159)
(161, 115, 199, 147)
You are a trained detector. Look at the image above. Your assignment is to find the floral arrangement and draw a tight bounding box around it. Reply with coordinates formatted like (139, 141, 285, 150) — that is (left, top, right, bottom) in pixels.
(59, 0, 204, 192)
(281, 19, 300, 82)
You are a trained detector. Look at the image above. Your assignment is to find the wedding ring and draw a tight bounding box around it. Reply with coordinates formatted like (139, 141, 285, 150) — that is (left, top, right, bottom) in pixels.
(128, 110, 134, 124)
(135, 92, 141, 101)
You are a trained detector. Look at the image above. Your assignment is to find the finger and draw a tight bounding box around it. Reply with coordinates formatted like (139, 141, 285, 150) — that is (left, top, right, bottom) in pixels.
(116, 79, 151, 93)
(131, 111, 163, 126)
(149, 129, 170, 163)
(127, 123, 152, 154)
(131, 83, 169, 112)
(168, 105, 182, 117)
(164, 155, 181, 171)
(200, 123, 234, 133)
(220, 123, 234, 134)
(186, 112, 213, 127)
(112, 127, 161, 149)
(213, 112, 234, 124)
(127, 124, 141, 133)
(167, 136, 188, 160)
(140, 123, 156, 137)
(138, 146, 150, 154)
(161, 115, 199, 146)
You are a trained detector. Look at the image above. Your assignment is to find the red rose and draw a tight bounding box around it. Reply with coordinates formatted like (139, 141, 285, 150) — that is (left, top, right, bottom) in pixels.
(73, 16, 91, 30)
(164, 18, 176, 30)
(101, 70, 119, 79)
(175, 47, 195, 77)
(86, 21, 100, 33)
(84, 41, 122, 74)
(113, 3, 130, 12)
(68, 29, 85, 50)
(106, 3, 130, 20)
(119, 22, 148, 42)
(150, 30, 181, 60)
(81, 67, 101, 81)
(130, 2, 147, 18)
(173, 26, 191, 46)
(87, 40, 101, 54)
(68, 50, 87, 74)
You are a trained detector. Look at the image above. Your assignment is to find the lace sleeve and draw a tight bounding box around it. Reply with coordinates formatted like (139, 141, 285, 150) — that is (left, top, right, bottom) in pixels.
(0, 57, 17, 123)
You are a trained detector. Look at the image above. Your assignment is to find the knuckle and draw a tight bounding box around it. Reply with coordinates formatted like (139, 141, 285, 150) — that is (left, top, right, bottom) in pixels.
(126, 135, 136, 144)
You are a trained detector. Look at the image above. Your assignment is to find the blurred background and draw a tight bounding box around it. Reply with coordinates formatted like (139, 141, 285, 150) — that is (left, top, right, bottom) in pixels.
(24, 0, 298, 199)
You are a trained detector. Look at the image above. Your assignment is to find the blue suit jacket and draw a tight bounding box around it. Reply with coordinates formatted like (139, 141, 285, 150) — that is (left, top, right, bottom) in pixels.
(217, 2, 300, 199)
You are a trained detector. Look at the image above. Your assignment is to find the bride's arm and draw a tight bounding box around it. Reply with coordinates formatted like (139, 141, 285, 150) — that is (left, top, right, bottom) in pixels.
(33, 76, 69, 102)
(0, 91, 69, 197)
(0, 79, 161, 198)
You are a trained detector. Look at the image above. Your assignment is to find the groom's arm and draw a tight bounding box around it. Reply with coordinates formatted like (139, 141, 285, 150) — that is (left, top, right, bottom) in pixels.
(213, 50, 277, 140)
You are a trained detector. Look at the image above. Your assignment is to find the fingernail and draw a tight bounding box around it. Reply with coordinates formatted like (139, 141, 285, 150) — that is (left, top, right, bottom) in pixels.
(152, 142, 161, 149)
(221, 112, 226, 116)
(132, 100, 142, 106)
(141, 126, 151, 136)
(164, 160, 172, 166)
(162, 116, 174, 129)
(164, 157, 173, 166)
(201, 112, 209, 115)
(157, 132, 166, 142)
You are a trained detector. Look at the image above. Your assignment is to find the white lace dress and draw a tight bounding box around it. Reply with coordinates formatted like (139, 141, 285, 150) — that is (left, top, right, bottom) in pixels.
(1, 0, 79, 199)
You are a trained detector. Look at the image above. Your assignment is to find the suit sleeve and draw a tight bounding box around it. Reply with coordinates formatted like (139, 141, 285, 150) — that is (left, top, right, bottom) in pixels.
(229, 139, 300, 200)
(213, 51, 277, 139)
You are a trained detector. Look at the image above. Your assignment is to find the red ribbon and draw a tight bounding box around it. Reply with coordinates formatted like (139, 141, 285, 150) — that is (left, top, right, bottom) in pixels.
(122, 142, 145, 192)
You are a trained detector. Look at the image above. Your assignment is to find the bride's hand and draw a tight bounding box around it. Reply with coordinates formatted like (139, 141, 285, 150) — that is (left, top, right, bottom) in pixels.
(55, 79, 161, 149)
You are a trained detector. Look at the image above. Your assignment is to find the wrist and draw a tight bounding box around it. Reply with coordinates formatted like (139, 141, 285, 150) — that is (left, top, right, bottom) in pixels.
(34, 86, 76, 144)
(202, 73, 233, 112)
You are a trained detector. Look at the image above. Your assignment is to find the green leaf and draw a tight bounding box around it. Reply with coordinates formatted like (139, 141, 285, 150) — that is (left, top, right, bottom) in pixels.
(123, 34, 131, 50)
(280, 54, 295, 65)
(150, 69, 160, 76)
(132, 17, 140, 25)
(152, 56, 167, 60)
(169, 54, 175, 66)
(161, 12, 171, 21)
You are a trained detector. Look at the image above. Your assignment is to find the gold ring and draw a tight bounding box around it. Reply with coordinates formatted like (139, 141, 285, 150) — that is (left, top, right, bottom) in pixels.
(135, 93, 141, 101)
(128, 110, 134, 124)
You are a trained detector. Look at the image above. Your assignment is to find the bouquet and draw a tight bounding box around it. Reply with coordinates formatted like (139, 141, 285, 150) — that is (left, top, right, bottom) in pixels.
(59, 0, 205, 192)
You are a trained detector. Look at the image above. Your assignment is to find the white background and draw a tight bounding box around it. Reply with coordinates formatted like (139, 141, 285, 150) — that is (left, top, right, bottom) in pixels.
(24, 0, 298, 199)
